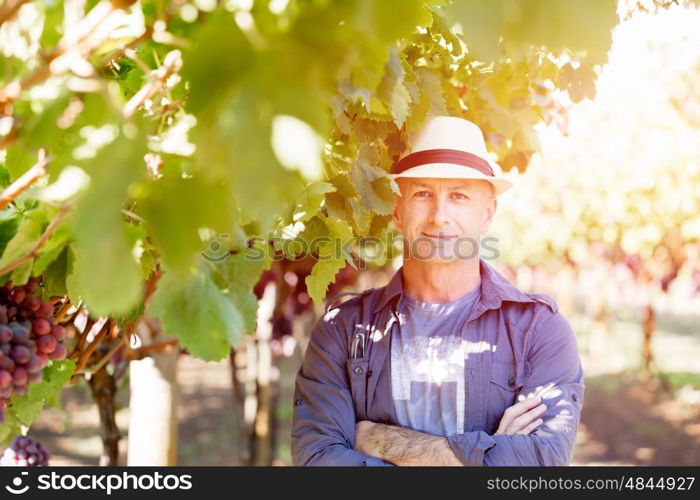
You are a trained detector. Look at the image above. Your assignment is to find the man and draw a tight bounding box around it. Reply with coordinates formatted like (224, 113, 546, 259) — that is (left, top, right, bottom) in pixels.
(291, 116, 584, 466)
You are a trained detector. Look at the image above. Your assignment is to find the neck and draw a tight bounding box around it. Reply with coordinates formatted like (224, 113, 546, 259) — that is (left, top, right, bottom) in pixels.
(401, 258, 481, 303)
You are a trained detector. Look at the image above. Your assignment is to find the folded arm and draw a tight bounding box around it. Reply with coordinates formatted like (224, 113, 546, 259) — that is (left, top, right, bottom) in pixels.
(354, 312, 584, 466)
(355, 393, 547, 466)
(291, 312, 392, 466)
(448, 312, 584, 466)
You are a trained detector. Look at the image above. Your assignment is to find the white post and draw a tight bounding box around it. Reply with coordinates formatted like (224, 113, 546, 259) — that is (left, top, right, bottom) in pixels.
(126, 320, 179, 465)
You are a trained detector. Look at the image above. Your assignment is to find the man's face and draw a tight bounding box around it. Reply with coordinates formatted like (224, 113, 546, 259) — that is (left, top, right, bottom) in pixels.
(392, 177, 496, 264)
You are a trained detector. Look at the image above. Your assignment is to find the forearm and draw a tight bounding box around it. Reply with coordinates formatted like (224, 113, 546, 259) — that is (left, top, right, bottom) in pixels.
(356, 422, 463, 466)
(294, 437, 393, 466)
(292, 378, 394, 466)
(447, 427, 577, 466)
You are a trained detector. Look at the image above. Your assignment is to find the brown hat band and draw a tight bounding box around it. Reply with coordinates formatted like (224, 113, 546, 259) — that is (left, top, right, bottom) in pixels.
(392, 148, 494, 177)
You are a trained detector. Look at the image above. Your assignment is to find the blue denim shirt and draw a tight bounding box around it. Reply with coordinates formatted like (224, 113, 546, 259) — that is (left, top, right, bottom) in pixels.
(291, 259, 585, 466)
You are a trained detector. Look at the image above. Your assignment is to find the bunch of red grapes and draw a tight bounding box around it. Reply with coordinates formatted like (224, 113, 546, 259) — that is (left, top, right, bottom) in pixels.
(254, 258, 359, 352)
(0, 277, 68, 422)
(0, 435, 50, 466)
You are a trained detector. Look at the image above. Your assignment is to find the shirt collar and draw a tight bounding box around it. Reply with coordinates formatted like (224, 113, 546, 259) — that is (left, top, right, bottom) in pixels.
(372, 259, 536, 316)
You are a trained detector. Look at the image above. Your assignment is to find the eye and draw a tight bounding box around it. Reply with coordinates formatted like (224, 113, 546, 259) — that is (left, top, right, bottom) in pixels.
(451, 192, 469, 200)
(414, 190, 431, 198)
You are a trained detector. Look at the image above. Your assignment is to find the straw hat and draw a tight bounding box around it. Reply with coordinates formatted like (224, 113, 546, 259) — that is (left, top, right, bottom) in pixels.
(389, 116, 513, 196)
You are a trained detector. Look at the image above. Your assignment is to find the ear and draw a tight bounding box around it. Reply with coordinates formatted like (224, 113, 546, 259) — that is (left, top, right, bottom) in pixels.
(392, 199, 402, 232)
(392, 178, 405, 231)
(479, 197, 497, 235)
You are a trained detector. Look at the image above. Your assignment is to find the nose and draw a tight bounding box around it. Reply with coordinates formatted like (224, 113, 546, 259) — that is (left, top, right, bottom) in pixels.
(428, 195, 449, 226)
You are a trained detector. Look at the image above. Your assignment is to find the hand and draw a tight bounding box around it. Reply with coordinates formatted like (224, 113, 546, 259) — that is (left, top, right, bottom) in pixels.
(494, 394, 547, 435)
(354, 420, 376, 455)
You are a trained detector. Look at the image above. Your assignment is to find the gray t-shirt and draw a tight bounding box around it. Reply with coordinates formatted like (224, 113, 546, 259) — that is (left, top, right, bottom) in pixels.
(391, 281, 481, 437)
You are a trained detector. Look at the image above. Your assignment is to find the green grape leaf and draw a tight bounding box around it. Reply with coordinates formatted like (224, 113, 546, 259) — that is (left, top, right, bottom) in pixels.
(429, 9, 463, 57)
(0, 209, 46, 285)
(305, 242, 347, 306)
(210, 241, 272, 334)
(182, 9, 253, 116)
(4, 146, 37, 184)
(0, 209, 22, 263)
(193, 89, 303, 234)
(416, 67, 447, 117)
(350, 145, 396, 215)
(355, 0, 433, 42)
(39, 247, 68, 299)
(150, 265, 245, 361)
(67, 132, 146, 317)
(319, 214, 355, 263)
(227, 282, 259, 334)
(292, 182, 337, 223)
(140, 175, 234, 271)
(0, 410, 22, 445)
(377, 50, 413, 128)
(9, 359, 76, 427)
(349, 39, 392, 95)
(296, 216, 330, 256)
(0, 162, 10, 188)
(33, 223, 71, 276)
(348, 197, 372, 236)
(558, 62, 597, 103)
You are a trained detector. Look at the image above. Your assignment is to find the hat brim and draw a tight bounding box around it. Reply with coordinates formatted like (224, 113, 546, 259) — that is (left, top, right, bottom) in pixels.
(388, 163, 513, 196)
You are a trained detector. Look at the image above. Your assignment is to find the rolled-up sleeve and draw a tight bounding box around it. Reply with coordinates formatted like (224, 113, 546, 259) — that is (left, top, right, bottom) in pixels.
(447, 311, 585, 466)
(291, 311, 393, 466)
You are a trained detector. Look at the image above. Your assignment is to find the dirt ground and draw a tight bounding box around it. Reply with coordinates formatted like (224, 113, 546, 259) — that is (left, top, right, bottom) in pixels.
(574, 373, 700, 465)
(16, 312, 700, 466)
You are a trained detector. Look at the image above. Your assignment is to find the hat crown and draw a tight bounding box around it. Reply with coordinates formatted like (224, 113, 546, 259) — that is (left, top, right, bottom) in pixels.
(390, 115, 513, 196)
(406, 116, 490, 161)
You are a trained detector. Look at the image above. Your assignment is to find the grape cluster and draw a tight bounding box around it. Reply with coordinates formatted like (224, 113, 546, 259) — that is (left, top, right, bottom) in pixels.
(0, 278, 68, 422)
(0, 435, 50, 466)
(254, 257, 359, 355)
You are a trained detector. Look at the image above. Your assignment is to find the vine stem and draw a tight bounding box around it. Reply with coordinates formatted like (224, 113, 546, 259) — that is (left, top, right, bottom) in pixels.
(0, 0, 135, 146)
(122, 49, 183, 118)
(54, 299, 73, 323)
(77, 340, 125, 375)
(0, 0, 29, 28)
(74, 318, 112, 374)
(0, 1, 121, 106)
(0, 202, 71, 276)
(68, 315, 99, 359)
(0, 148, 50, 210)
(125, 338, 178, 361)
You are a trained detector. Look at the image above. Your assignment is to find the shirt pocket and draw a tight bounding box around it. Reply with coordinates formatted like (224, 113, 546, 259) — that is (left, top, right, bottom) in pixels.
(486, 361, 524, 433)
(345, 357, 369, 421)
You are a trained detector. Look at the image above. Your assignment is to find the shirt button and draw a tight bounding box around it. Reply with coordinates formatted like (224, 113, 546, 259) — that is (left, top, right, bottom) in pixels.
(294, 398, 302, 407)
(508, 377, 516, 387)
(366, 370, 373, 378)
(572, 393, 578, 402)
(353, 366, 364, 376)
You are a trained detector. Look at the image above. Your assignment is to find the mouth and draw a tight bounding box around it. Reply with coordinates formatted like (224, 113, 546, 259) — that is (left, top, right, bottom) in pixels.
(421, 232, 458, 240)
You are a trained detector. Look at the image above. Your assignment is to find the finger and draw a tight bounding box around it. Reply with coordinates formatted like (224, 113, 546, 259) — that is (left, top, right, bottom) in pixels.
(516, 418, 543, 435)
(517, 390, 542, 403)
(497, 395, 541, 433)
(496, 396, 542, 434)
(508, 394, 542, 418)
(504, 403, 547, 435)
(510, 403, 547, 433)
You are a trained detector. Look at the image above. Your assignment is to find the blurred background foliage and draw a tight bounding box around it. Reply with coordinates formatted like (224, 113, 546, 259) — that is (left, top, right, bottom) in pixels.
(0, 0, 697, 466)
(446, 0, 618, 63)
(0, 0, 600, 363)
